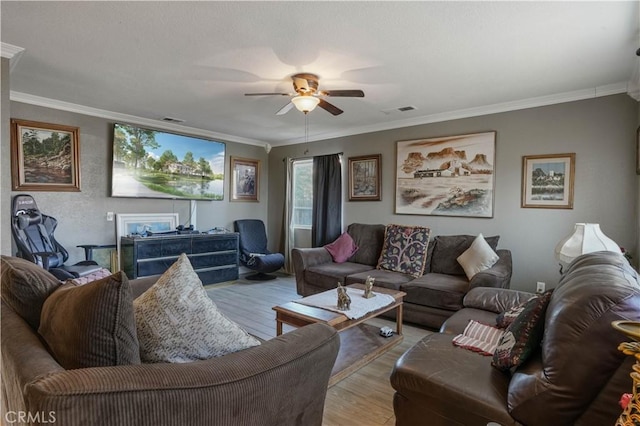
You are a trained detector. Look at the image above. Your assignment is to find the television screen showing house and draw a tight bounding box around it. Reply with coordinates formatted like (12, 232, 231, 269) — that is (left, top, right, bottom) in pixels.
(111, 123, 225, 200)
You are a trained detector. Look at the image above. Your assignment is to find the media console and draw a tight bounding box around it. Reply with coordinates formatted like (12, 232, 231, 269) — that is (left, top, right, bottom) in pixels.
(120, 233, 239, 285)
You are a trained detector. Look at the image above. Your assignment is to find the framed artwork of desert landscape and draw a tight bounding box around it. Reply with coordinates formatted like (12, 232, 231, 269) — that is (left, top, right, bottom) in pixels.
(11, 119, 81, 192)
(521, 153, 575, 209)
(395, 131, 496, 217)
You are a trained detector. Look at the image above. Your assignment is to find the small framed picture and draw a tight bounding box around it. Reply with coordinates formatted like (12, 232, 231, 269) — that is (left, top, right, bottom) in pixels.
(230, 156, 259, 202)
(521, 153, 575, 209)
(11, 118, 81, 191)
(348, 154, 382, 201)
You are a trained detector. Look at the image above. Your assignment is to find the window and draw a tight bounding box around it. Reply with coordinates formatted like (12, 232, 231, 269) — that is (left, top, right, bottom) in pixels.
(292, 159, 312, 228)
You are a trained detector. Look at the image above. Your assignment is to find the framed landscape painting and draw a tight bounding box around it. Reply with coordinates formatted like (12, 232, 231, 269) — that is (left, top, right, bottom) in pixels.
(230, 157, 259, 202)
(395, 131, 496, 217)
(348, 154, 381, 201)
(11, 119, 81, 191)
(521, 153, 575, 209)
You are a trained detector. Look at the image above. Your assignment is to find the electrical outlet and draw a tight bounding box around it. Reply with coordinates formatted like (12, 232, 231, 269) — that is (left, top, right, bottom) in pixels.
(106, 212, 114, 221)
(536, 281, 546, 294)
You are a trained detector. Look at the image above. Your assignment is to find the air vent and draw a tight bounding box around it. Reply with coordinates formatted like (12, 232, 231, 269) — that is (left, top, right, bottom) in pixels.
(162, 117, 185, 123)
(381, 106, 417, 115)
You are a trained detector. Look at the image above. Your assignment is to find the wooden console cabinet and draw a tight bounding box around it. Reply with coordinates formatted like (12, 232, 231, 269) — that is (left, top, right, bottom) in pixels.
(120, 233, 239, 285)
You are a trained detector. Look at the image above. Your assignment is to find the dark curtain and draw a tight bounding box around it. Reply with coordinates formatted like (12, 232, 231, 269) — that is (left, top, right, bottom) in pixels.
(312, 154, 342, 247)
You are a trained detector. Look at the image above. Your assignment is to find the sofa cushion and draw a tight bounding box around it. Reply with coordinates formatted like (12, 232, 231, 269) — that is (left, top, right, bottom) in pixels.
(306, 262, 375, 290)
(38, 271, 141, 369)
(401, 273, 468, 311)
(345, 268, 414, 291)
(346, 223, 386, 266)
(432, 235, 499, 276)
(0, 255, 61, 330)
(457, 233, 499, 280)
(492, 291, 552, 371)
(377, 224, 431, 278)
(324, 232, 359, 263)
(134, 254, 260, 363)
(391, 332, 515, 426)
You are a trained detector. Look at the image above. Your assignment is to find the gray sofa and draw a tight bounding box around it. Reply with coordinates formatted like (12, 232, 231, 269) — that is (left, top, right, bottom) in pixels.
(1, 255, 340, 426)
(292, 223, 512, 329)
(391, 251, 640, 425)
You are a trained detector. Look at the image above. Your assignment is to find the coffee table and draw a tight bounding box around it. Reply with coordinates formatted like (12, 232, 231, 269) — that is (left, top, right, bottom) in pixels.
(272, 283, 406, 385)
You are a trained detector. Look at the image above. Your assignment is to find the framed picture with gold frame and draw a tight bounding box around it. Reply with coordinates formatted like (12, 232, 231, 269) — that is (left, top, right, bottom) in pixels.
(348, 154, 381, 201)
(11, 118, 81, 191)
(230, 156, 259, 202)
(521, 153, 575, 209)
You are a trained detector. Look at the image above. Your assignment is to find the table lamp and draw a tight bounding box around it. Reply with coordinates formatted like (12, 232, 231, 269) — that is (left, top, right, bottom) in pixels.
(555, 223, 621, 273)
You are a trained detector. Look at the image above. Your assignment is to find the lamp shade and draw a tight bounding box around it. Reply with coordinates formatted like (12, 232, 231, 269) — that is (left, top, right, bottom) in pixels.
(555, 223, 621, 264)
(291, 95, 320, 113)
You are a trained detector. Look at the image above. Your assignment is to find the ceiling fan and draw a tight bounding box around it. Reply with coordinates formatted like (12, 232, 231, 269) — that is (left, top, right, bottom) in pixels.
(245, 73, 364, 116)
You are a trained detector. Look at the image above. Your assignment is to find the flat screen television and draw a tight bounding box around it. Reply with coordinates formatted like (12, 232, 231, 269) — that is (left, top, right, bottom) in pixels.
(111, 123, 225, 200)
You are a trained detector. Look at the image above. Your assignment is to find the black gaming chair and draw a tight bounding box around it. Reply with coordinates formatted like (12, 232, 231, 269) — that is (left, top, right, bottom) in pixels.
(10, 194, 102, 281)
(234, 219, 285, 281)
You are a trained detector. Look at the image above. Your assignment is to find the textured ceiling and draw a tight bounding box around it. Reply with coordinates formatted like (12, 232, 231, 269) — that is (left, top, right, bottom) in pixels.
(2, 1, 638, 148)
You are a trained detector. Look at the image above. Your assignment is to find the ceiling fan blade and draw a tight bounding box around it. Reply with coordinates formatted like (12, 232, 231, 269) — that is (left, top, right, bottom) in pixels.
(245, 92, 291, 96)
(275, 102, 294, 115)
(318, 99, 343, 116)
(320, 89, 364, 97)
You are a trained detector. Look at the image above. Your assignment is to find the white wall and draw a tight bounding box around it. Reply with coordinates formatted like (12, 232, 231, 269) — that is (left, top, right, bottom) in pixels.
(268, 94, 639, 292)
(2, 97, 271, 265)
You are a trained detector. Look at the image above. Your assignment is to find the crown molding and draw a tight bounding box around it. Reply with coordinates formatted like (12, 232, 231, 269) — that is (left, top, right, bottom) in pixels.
(277, 82, 630, 146)
(10, 82, 630, 149)
(10, 91, 267, 147)
(1, 43, 25, 73)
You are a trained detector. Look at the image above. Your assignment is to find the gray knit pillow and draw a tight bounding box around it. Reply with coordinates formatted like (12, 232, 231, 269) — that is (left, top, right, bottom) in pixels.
(134, 254, 260, 363)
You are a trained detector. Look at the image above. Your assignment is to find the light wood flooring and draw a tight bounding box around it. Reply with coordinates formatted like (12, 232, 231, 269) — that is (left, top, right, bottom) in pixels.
(205, 274, 432, 426)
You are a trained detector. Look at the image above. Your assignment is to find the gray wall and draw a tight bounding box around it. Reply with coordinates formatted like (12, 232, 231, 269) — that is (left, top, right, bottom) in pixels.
(1, 58, 11, 256)
(268, 94, 639, 292)
(2, 98, 271, 265)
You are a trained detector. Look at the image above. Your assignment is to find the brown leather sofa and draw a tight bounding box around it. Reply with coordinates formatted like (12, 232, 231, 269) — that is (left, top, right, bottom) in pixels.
(390, 251, 640, 425)
(1, 256, 340, 426)
(292, 223, 512, 329)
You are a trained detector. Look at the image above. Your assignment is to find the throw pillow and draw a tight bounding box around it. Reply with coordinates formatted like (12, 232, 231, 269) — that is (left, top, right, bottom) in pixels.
(134, 253, 260, 363)
(492, 291, 553, 371)
(452, 320, 506, 356)
(67, 267, 112, 286)
(376, 224, 430, 278)
(431, 235, 500, 276)
(457, 233, 500, 280)
(324, 232, 359, 263)
(495, 295, 538, 329)
(38, 271, 141, 369)
(1, 255, 61, 330)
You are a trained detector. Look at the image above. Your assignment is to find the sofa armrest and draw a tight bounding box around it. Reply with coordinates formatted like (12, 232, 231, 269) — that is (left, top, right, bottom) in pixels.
(292, 247, 333, 295)
(468, 249, 512, 291)
(463, 286, 536, 314)
(22, 323, 339, 426)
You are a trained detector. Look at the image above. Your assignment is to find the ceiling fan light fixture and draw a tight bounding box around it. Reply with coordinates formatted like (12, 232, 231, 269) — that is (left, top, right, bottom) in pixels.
(291, 95, 320, 114)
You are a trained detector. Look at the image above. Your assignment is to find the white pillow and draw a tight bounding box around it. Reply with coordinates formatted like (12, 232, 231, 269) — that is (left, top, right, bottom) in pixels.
(457, 233, 500, 280)
(134, 253, 260, 363)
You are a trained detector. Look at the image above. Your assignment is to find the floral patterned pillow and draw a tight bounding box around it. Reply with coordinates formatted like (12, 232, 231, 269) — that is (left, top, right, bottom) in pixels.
(376, 224, 431, 278)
